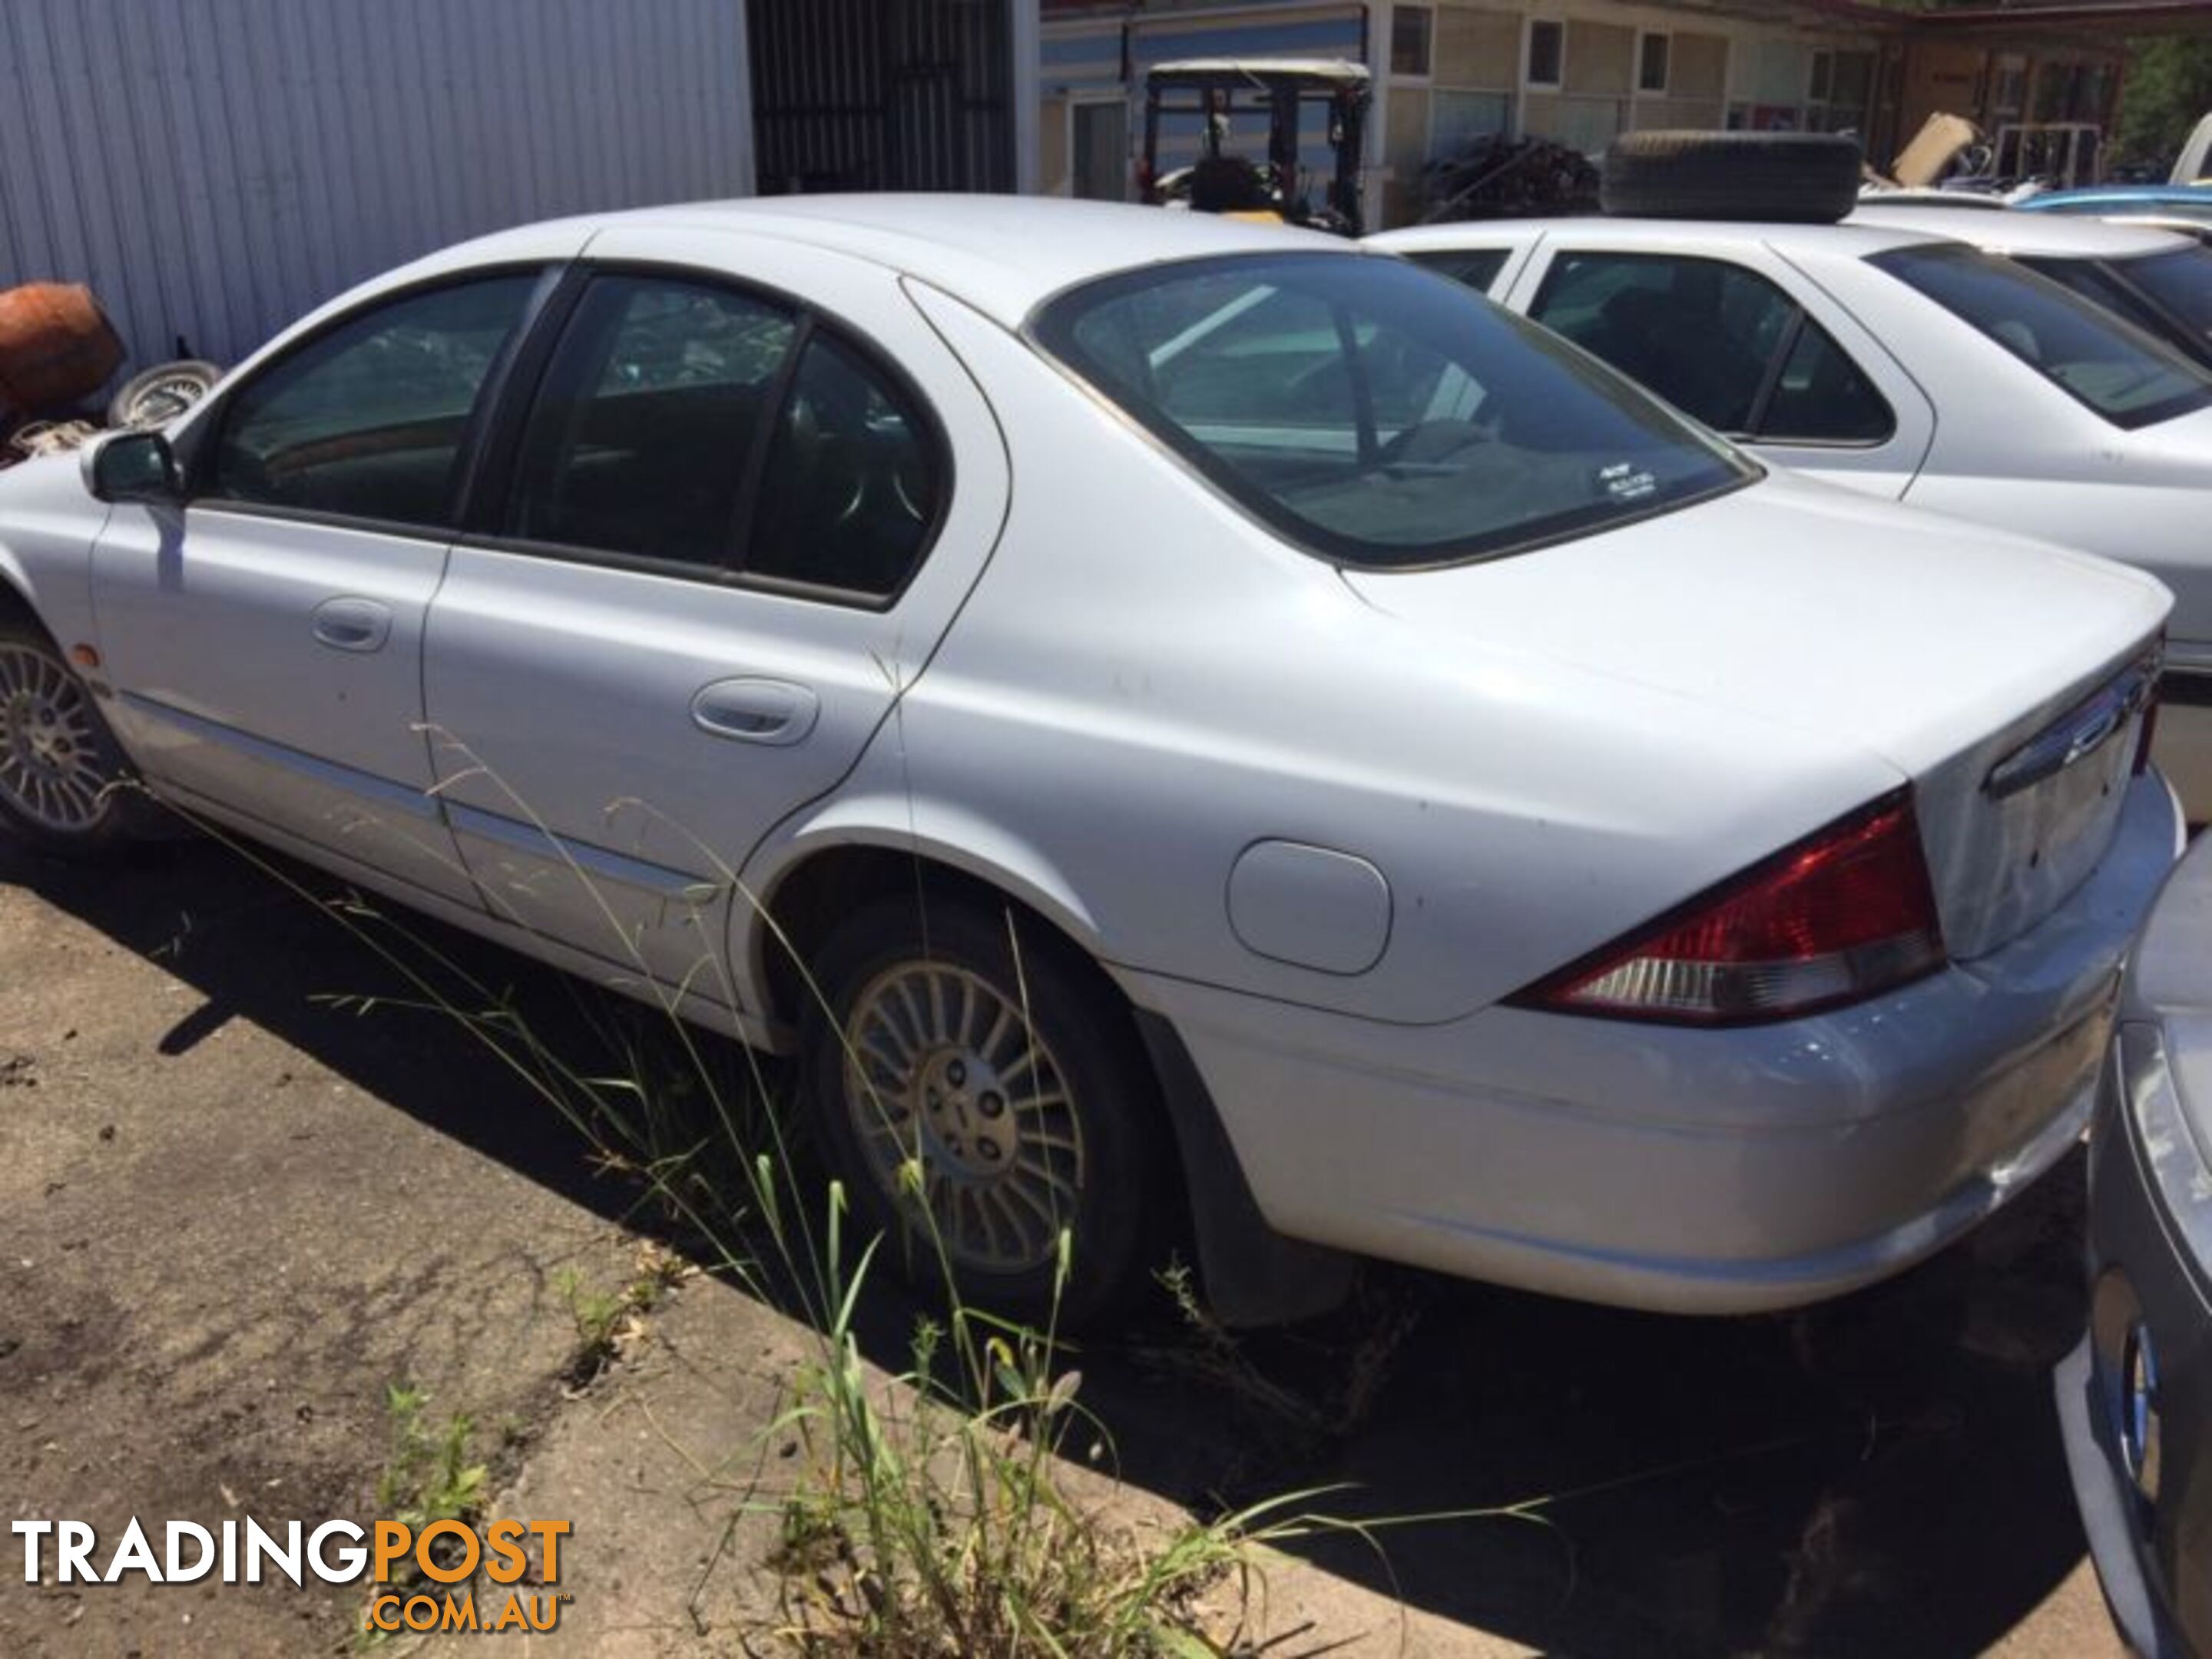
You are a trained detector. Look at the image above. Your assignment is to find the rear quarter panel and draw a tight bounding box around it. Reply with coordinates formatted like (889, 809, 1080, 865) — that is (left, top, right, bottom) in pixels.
(735, 282, 1906, 1028)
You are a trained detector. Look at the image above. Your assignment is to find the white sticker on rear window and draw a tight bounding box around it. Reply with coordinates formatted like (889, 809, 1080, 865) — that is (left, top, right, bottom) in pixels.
(1598, 461, 1658, 502)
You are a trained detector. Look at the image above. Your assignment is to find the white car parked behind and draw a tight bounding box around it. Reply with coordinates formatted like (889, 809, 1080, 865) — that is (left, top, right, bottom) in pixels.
(0, 197, 2182, 1325)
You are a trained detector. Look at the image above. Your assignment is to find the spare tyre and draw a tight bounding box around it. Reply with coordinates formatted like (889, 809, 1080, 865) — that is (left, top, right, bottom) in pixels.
(106, 359, 224, 429)
(1601, 131, 1863, 224)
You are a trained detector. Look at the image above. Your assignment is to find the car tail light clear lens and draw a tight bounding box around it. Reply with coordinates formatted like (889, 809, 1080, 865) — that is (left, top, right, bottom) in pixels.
(1514, 791, 1945, 1025)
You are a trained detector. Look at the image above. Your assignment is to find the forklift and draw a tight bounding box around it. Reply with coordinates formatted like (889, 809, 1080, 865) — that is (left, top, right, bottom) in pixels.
(1140, 58, 1372, 236)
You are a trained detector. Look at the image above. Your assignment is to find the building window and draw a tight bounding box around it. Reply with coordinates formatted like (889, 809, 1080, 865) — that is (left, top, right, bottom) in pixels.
(1808, 49, 1875, 134)
(1992, 55, 2028, 117)
(1638, 33, 1670, 95)
(1391, 6, 1432, 78)
(1527, 19, 1564, 89)
(1071, 99, 1128, 201)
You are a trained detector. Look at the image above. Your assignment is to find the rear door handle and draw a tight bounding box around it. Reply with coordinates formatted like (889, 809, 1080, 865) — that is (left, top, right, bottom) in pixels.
(312, 596, 392, 653)
(690, 677, 820, 747)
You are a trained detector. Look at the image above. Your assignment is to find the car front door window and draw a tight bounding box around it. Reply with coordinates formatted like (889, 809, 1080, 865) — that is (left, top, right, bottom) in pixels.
(207, 275, 540, 530)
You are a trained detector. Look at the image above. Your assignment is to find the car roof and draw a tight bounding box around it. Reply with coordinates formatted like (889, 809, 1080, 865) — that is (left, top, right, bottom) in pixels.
(442, 195, 1352, 328)
(1368, 215, 1942, 259)
(1848, 202, 2193, 257)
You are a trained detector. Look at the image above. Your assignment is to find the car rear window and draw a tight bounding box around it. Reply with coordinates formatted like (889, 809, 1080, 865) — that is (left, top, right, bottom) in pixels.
(1028, 252, 1753, 570)
(1870, 243, 2212, 429)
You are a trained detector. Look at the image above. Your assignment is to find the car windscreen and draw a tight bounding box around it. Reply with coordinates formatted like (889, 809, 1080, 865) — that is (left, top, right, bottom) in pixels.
(1028, 252, 1753, 569)
(1870, 243, 2212, 429)
(2118, 247, 2212, 342)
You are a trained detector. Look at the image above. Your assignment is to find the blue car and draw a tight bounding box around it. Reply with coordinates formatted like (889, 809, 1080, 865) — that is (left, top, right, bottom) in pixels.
(2022, 184, 2212, 242)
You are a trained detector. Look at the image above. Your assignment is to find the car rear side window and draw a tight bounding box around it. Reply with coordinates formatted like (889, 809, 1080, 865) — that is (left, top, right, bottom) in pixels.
(2020, 255, 2180, 349)
(2116, 247, 2212, 344)
(743, 333, 942, 598)
(207, 274, 540, 531)
(1406, 247, 1510, 294)
(1872, 243, 2212, 429)
(504, 276, 799, 568)
(1031, 252, 1751, 568)
(1528, 251, 1894, 445)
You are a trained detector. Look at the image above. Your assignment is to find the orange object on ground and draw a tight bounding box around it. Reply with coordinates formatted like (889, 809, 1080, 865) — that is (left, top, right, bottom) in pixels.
(0, 283, 124, 414)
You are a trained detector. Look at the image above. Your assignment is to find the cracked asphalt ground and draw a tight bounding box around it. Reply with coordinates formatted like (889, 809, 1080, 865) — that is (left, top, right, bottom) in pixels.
(0, 830, 2133, 1655)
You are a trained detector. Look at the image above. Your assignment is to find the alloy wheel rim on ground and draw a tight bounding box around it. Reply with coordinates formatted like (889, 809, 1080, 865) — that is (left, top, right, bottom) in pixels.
(0, 644, 112, 833)
(124, 375, 214, 427)
(843, 961, 1087, 1273)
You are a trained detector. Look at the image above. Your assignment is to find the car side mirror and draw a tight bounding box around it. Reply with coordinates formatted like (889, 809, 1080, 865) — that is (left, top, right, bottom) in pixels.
(84, 429, 182, 505)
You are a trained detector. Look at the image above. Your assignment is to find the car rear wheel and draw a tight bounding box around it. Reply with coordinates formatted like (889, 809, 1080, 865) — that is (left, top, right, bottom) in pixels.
(0, 619, 149, 859)
(801, 892, 1165, 1328)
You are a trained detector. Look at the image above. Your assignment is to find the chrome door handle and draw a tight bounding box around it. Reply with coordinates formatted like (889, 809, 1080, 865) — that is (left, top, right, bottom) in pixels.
(690, 677, 820, 747)
(312, 596, 392, 653)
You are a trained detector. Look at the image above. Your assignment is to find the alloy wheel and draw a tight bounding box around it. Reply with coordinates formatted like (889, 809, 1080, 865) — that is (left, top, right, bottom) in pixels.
(0, 643, 114, 833)
(842, 961, 1087, 1273)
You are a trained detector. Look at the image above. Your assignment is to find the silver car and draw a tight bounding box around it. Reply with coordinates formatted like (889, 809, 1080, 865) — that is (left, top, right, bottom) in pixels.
(0, 197, 2183, 1328)
(2058, 827, 2212, 1657)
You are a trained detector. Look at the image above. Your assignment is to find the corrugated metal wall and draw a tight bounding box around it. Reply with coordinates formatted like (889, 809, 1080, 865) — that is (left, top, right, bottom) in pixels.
(751, 0, 1014, 195)
(0, 0, 757, 375)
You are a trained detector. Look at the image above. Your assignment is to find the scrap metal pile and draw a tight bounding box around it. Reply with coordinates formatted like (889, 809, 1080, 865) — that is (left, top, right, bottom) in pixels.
(0, 281, 218, 469)
(1418, 133, 1601, 223)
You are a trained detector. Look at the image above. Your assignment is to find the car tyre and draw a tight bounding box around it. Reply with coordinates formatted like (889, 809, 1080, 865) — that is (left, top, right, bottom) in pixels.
(1601, 131, 1863, 224)
(105, 359, 223, 430)
(0, 616, 154, 860)
(801, 890, 1167, 1330)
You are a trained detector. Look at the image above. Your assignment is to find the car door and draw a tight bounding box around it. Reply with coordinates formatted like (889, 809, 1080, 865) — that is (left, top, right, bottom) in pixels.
(90, 270, 553, 906)
(421, 230, 1009, 1012)
(1501, 242, 1936, 498)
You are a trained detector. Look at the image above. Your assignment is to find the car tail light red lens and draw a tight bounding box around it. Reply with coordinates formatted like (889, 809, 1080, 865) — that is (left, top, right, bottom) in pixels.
(1513, 790, 1945, 1025)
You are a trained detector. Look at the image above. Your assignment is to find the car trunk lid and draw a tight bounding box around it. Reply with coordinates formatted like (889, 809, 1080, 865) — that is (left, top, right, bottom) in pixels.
(1341, 474, 2172, 961)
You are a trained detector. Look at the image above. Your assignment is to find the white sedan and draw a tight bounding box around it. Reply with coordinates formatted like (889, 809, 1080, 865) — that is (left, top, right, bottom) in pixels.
(0, 197, 2181, 1325)
(1371, 211, 2212, 813)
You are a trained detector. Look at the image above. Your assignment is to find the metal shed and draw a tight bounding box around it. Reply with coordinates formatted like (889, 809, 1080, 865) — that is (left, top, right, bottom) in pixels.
(0, 0, 1038, 382)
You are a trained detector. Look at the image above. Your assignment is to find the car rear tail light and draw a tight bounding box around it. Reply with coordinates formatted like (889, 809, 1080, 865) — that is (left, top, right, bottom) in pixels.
(1512, 790, 1945, 1025)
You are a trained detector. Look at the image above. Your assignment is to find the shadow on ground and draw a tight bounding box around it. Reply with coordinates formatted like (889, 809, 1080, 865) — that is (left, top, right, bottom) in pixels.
(2, 833, 2098, 1657)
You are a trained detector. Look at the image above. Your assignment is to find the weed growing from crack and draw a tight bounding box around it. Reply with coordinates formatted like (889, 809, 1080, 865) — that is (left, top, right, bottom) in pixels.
(369, 1382, 489, 1604)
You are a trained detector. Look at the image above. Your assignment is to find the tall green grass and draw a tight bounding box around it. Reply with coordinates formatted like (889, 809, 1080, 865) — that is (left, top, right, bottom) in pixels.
(154, 743, 1441, 1655)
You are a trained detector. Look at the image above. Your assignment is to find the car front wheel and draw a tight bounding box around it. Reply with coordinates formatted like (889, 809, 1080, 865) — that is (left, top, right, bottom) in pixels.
(0, 618, 148, 859)
(802, 892, 1165, 1329)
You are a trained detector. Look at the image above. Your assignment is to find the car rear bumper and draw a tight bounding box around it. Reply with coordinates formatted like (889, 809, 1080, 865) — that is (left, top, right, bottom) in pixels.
(1131, 771, 2183, 1314)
